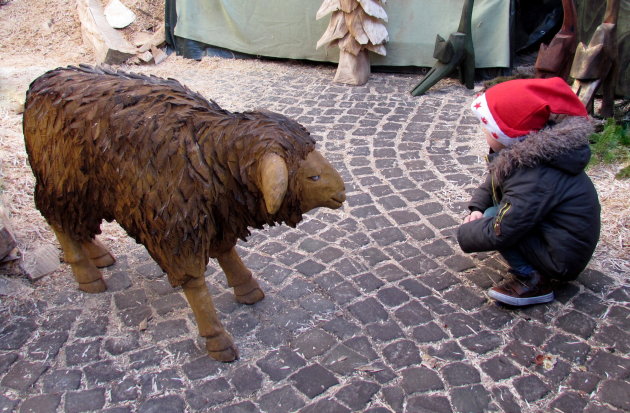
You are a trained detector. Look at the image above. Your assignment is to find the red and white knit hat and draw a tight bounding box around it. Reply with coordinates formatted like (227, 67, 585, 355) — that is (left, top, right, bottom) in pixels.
(470, 77, 588, 146)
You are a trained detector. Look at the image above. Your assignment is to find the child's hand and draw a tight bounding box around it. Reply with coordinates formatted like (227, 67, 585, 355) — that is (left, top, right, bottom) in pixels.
(463, 211, 483, 223)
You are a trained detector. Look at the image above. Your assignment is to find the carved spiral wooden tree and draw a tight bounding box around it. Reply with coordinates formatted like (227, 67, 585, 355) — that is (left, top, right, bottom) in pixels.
(316, 0, 388, 85)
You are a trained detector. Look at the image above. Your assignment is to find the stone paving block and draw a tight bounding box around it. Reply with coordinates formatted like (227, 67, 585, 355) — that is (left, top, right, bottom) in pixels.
(381, 386, 404, 412)
(587, 350, 630, 380)
(185, 378, 233, 410)
(0, 353, 17, 375)
(504, 340, 537, 367)
(567, 370, 601, 394)
(75, 316, 108, 338)
(217, 401, 259, 413)
(114, 289, 148, 310)
(597, 379, 630, 411)
(42, 368, 82, 392)
(480, 355, 520, 381)
(129, 347, 167, 370)
(27, 331, 68, 361)
(292, 328, 338, 359)
(0, 320, 36, 351)
(103, 332, 140, 356)
(299, 293, 337, 314)
(607, 286, 630, 302)
(328, 282, 362, 305)
(593, 324, 630, 353)
(444, 255, 475, 272)
(19, 393, 61, 413)
(138, 395, 185, 413)
(405, 395, 452, 413)
(473, 305, 514, 330)
(1, 360, 48, 391)
(83, 360, 124, 384)
(0, 395, 18, 412)
(152, 293, 187, 315)
(398, 278, 431, 299)
(377, 286, 410, 307)
(344, 336, 379, 361)
(441, 362, 481, 386)
(491, 386, 521, 413)
(544, 333, 590, 365)
(606, 306, 630, 330)
(583, 404, 624, 413)
(514, 375, 550, 402)
(104, 271, 132, 291)
(229, 364, 263, 395)
(366, 320, 405, 342)
(348, 297, 389, 324)
(321, 343, 369, 376)
(555, 310, 597, 339)
(43, 309, 81, 332)
(257, 385, 305, 413)
(382, 339, 422, 369)
(394, 300, 433, 326)
(118, 305, 152, 327)
(441, 312, 482, 337)
(401, 366, 444, 394)
(549, 391, 588, 413)
(182, 355, 223, 381)
(419, 270, 460, 291)
(510, 320, 550, 346)
(334, 379, 380, 411)
(460, 330, 502, 354)
(451, 384, 491, 413)
(64, 388, 106, 413)
(227, 313, 259, 337)
(291, 364, 339, 399)
(256, 347, 306, 381)
(140, 368, 185, 397)
(412, 321, 448, 343)
(427, 340, 466, 361)
(578, 269, 615, 293)
(421, 239, 454, 258)
(353, 273, 385, 293)
(111, 376, 139, 402)
(442, 286, 486, 310)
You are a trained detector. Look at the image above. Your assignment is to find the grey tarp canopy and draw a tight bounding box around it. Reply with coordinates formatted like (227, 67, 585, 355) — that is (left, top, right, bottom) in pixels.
(172, 0, 511, 68)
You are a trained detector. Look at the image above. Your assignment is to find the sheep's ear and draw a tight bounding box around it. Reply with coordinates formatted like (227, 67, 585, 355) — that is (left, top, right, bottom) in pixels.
(259, 153, 288, 215)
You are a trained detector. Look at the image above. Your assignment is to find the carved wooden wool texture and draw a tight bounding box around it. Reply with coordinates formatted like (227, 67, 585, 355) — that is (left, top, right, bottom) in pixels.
(23, 65, 315, 287)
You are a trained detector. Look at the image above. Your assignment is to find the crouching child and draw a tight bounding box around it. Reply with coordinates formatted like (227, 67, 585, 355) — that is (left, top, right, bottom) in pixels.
(457, 77, 600, 306)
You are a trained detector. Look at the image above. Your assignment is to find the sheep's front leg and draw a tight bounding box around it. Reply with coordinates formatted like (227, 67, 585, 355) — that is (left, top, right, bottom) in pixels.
(53, 229, 106, 293)
(182, 276, 238, 362)
(217, 247, 265, 305)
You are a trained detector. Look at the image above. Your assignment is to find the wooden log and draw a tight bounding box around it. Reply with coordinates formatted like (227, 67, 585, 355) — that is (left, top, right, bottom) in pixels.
(76, 0, 136, 64)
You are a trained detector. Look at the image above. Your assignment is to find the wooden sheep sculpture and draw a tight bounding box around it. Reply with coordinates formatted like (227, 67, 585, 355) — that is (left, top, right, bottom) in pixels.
(23, 65, 346, 362)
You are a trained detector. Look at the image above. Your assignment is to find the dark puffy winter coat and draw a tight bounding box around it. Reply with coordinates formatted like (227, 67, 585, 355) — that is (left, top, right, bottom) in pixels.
(457, 117, 600, 281)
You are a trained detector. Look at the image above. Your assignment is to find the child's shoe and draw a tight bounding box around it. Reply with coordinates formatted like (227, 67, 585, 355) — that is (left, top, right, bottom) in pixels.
(488, 270, 554, 306)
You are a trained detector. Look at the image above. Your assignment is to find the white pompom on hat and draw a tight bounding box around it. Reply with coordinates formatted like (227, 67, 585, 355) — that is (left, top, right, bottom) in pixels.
(470, 77, 588, 146)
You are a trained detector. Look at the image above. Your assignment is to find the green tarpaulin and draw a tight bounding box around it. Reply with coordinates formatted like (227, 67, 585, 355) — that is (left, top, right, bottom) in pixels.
(174, 0, 511, 68)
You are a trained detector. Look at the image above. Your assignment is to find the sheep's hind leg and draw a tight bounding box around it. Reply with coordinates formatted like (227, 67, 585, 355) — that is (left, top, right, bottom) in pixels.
(53, 229, 106, 293)
(182, 276, 238, 362)
(217, 247, 265, 305)
(81, 237, 115, 268)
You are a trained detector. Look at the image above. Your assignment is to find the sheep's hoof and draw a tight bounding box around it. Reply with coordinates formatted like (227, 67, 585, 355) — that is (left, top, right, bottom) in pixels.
(78, 279, 107, 293)
(236, 288, 265, 305)
(234, 278, 265, 305)
(90, 252, 116, 268)
(206, 334, 239, 362)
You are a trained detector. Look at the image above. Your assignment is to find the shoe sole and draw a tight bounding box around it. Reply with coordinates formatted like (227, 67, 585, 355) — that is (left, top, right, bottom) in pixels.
(488, 290, 555, 307)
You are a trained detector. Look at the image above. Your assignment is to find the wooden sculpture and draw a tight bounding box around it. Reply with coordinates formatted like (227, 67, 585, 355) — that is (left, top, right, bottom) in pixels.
(410, 0, 475, 96)
(316, 0, 389, 85)
(570, 0, 619, 117)
(23, 65, 346, 362)
(535, 0, 578, 79)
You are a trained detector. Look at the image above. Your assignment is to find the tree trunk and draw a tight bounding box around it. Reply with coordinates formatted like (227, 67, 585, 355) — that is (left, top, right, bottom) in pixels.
(334, 49, 370, 85)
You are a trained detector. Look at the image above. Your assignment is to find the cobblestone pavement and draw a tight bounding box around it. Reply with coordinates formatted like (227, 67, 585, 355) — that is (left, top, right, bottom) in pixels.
(1, 60, 629, 413)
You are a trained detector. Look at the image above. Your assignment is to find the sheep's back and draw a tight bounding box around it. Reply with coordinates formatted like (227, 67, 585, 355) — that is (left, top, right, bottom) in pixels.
(23, 66, 230, 277)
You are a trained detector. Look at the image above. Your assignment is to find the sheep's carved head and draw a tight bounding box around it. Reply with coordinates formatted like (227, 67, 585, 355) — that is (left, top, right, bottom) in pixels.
(259, 150, 346, 215)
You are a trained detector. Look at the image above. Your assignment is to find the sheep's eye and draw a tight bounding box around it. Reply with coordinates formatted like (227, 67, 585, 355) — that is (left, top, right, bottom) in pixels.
(309, 175, 320, 182)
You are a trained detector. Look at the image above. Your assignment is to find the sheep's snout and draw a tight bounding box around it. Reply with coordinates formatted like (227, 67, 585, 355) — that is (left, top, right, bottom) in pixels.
(297, 150, 346, 212)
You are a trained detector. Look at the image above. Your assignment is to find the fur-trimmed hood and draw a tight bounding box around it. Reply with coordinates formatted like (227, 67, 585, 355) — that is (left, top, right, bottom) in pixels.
(488, 116, 594, 180)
